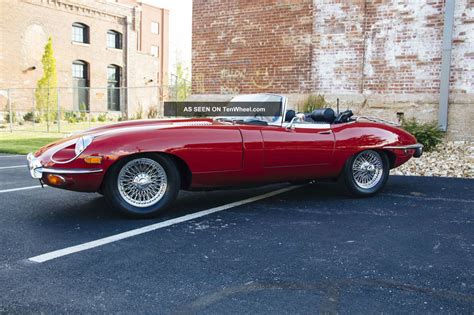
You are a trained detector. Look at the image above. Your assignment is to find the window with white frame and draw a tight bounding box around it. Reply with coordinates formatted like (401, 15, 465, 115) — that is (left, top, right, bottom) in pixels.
(72, 23, 89, 43)
(107, 30, 122, 49)
(151, 22, 159, 34)
(150, 45, 159, 57)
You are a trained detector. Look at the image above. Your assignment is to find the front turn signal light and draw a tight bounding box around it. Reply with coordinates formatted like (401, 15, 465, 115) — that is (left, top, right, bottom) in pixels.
(47, 174, 66, 186)
(84, 156, 103, 164)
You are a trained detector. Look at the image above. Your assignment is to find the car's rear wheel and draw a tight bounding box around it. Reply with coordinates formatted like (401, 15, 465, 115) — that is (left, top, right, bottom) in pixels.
(104, 154, 180, 218)
(341, 150, 389, 196)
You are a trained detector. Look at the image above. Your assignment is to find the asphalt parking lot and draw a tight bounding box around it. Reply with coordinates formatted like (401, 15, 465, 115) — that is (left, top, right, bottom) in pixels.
(0, 153, 473, 313)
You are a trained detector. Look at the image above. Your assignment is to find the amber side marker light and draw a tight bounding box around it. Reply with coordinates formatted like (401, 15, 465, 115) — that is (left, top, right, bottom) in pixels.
(84, 156, 103, 164)
(47, 174, 66, 186)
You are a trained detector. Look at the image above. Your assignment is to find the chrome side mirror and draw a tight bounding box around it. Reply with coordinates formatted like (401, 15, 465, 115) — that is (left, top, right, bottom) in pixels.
(286, 113, 305, 130)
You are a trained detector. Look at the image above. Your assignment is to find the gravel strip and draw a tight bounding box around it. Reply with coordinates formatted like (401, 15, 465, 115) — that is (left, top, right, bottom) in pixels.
(390, 141, 474, 178)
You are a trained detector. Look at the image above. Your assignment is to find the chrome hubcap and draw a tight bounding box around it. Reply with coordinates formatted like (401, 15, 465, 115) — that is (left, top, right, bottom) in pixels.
(352, 151, 383, 189)
(118, 158, 167, 208)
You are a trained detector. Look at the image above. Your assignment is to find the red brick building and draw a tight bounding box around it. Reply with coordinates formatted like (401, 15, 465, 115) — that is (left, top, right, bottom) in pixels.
(192, 0, 473, 140)
(0, 0, 169, 115)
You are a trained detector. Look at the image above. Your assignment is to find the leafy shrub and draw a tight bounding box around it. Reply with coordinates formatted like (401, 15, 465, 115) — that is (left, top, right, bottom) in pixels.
(78, 103, 88, 121)
(97, 113, 107, 122)
(147, 105, 159, 119)
(4, 111, 15, 123)
(65, 111, 78, 123)
(68, 116, 78, 124)
(23, 112, 35, 122)
(401, 118, 444, 152)
(23, 111, 42, 123)
(3, 106, 16, 123)
(301, 94, 327, 113)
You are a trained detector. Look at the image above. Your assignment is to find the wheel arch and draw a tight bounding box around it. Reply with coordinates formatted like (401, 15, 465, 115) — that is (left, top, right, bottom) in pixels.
(375, 149, 396, 169)
(337, 148, 394, 178)
(100, 151, 192, 193)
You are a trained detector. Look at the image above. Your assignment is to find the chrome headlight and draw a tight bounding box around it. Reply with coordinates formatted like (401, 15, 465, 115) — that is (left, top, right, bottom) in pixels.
(74, 135, 94, 156)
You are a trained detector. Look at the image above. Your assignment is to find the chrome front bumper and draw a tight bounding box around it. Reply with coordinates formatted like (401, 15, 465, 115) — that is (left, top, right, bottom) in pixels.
(383, 143, 423, 158)
(27, 153, 103, 179)
(27, 153, 43, 179)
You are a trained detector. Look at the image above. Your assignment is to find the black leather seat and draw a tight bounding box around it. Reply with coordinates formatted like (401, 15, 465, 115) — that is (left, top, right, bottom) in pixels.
(284, 110, 296, 122)
(310, 108, 336, 123)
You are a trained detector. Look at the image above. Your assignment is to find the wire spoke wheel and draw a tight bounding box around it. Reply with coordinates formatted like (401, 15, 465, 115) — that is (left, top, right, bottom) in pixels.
(117, 158, 168, 208)
(351, 151, 384, 189)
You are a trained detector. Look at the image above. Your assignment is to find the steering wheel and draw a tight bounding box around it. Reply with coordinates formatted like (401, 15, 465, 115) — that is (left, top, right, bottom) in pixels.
(254, 113, 264, 120)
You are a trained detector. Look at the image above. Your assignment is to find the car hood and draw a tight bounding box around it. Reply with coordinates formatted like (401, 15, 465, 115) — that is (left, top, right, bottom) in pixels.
(34, 118, 216, 157)
(70, 118, 215, 138)
(84, 118, 215, 133)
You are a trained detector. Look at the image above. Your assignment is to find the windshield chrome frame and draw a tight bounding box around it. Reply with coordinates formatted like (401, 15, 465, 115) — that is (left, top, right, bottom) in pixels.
(214, 93, 287, 127)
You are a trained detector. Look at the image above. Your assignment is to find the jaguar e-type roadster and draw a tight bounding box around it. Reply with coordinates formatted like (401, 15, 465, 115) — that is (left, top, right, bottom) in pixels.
(27, 94, 422, 217)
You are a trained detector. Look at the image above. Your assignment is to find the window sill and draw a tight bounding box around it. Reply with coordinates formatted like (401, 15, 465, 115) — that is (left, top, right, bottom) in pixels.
(72, 41, 90, 47)
(106, 47, 123, 52)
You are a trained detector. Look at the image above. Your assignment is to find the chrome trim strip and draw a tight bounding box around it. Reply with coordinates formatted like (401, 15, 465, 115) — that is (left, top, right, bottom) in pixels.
(282, 122, 331, 130)
(354, 116, 401, 127)
(383, 143, 423, 150)
(37, 167, 103, 174)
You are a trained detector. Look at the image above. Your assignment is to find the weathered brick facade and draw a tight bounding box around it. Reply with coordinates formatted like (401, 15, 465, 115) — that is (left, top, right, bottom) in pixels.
(192, 0, 474, 140)
(193, 0, 314, 94)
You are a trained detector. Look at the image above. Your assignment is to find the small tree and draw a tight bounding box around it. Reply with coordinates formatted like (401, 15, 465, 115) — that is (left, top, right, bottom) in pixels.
(174, 62, 191, 101)
(35, 37, 58, 131)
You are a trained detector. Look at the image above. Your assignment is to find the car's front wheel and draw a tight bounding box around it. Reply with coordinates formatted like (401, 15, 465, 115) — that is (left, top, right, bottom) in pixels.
(104, 154, 180, 218)
(341, 150, 389, 196)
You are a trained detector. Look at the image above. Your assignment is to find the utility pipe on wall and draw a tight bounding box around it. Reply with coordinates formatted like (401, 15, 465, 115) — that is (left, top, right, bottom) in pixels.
(438, 0, 456, 131)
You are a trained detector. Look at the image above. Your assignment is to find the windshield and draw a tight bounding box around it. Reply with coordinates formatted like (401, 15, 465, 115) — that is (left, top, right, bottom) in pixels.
(215, 94, 284, 126)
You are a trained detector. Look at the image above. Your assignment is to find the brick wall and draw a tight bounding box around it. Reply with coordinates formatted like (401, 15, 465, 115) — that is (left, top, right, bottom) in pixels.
(362, 0, 445, 94)
(192, 0, 314, 94)
(192, 0, 474, 140)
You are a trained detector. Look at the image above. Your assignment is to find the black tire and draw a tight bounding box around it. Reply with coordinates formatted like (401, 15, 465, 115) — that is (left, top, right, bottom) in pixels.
(103, 154, 180, 218)
(341, 150, 389, 197)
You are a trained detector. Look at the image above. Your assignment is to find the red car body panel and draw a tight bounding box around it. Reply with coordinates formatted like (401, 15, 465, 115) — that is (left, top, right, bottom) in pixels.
(32, 116, 418, 193)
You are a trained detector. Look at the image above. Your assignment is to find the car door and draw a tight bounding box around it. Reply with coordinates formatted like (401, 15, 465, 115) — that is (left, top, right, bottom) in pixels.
(261, 121, 335, 179)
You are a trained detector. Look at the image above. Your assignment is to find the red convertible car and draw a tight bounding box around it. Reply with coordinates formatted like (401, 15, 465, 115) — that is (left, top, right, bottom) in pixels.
(27, 94, 422, 217)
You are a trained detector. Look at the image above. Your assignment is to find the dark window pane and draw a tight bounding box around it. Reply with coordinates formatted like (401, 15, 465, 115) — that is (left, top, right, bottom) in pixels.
(72, 63, 84, 78)
(107, 65, 121, 111)
(107, 31, 122, 49)
(107, 67, 116, 81)
(72, 61, 89, 110)
(72, 23, 88, 43)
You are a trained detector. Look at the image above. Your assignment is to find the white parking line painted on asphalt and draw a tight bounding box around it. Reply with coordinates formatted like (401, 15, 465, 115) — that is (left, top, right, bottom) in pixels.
(28, 185, 302, 263)
(0, 185, 45, 194)
(0, 165, 26, 170)
(0, 155, 26, 158)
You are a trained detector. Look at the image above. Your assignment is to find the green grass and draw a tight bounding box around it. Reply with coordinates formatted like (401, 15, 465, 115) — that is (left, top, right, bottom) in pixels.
(0, 132, 62, 154)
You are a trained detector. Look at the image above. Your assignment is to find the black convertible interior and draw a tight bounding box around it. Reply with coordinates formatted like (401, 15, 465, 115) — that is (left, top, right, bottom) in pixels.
(284, 108, 354, 124)
(218, 107, 353, 126)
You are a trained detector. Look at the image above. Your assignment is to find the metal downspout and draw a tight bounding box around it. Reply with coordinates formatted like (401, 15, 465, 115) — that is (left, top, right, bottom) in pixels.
(438, 0, 456, 131)
(124, 15, 131, 119)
